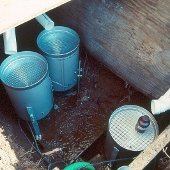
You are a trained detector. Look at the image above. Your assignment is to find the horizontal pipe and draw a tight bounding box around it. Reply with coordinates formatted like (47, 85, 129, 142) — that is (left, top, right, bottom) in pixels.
(3, 28, 17, 55)
(35, 13, 54, 30)
(151, 88, 170, 115)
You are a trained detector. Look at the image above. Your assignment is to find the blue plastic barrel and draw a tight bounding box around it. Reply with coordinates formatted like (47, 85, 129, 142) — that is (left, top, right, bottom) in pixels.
(0, 51, 54, 140)
(37, 26, 80, 91)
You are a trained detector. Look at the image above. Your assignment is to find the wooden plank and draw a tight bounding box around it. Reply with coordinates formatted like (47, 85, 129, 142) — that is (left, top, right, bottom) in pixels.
(129, 125, 170, 170)
(0, 0, 71, 34)
(51, 0, 170, 98)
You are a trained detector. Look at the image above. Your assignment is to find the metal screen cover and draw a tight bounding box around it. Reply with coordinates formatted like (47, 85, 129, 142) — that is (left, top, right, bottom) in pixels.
(109, 105, 158, 151)
(2, 56, 47, 88)
(37, 29, 79, 56)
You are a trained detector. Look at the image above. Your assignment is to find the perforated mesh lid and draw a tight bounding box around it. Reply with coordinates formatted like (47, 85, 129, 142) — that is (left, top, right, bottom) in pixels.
(109, 105, 159, 151)
(37, 26, 80, 56)
(1, 52, 48, 88)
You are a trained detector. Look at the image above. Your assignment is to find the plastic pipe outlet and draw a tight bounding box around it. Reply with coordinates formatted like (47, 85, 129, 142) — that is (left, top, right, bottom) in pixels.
(35, 14, 54, 30)
(151, 88, 170, 115)
(3, 28, 17, 55)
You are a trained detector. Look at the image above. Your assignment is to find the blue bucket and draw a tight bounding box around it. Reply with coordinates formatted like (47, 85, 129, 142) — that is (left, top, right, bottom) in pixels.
(0, 51, 54, 140)
(37, 26, 80, 91)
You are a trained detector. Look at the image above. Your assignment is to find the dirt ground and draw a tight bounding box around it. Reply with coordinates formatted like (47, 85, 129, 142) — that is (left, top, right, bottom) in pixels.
(0, 45, 169, 169)
(0, 127, 18, 170)
(0, 88, 46, 170)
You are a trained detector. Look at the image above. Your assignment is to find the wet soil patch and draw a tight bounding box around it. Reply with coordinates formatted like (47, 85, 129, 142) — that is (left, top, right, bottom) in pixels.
(37, 52, 170, 169)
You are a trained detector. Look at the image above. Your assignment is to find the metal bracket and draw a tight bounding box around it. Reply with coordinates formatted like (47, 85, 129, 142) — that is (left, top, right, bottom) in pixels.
(77, 60, 83, 94)
(108, 147, 119, 168)
(111, 146, 119, 160)
(26, 107, 42, 141)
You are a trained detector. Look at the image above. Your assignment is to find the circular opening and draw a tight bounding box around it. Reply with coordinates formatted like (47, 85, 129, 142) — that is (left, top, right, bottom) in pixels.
(1, 55, 48, 88)
(37, 27, 80, 57)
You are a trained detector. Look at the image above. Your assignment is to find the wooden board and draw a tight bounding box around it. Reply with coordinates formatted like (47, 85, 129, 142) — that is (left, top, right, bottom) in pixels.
(51, 0, 170, 98)
(0, 0, 71, 34)
(129, 125, 170, 170)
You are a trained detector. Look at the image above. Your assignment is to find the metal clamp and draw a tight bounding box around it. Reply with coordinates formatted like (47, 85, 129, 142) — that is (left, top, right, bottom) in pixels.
(26, 107, 42, 141)
(108, 147, 119, 168)
(77, 60, 83, 93)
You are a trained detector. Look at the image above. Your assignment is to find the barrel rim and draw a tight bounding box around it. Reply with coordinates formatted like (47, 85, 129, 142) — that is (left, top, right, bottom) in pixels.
(0, 51, 49, 89)
(37, 26, 80, 58)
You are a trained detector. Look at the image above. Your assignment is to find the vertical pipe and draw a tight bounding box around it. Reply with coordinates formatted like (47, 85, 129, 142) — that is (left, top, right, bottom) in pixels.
(35, 14, 54, 30)
(3, 28, 17, 55)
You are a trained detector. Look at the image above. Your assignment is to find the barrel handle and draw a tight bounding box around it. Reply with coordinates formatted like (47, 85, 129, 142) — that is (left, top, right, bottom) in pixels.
(26, 106, 42, 140)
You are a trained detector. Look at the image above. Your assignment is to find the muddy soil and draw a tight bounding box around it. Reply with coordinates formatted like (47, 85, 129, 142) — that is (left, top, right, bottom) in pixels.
(38, 51, 170, 169)
(39, 50, 150, 161)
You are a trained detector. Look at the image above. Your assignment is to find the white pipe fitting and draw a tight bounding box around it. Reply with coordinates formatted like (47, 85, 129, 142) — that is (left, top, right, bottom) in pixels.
(151, 88, 170, 115)
(3, 28, 17, 55)
(35, 14, 54, 30)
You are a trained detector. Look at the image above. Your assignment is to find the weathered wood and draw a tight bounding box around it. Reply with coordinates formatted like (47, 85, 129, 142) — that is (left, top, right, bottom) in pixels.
(51, 0, 170, 98)
(0, 0, 71, 34)
(129, 125, 170, 170)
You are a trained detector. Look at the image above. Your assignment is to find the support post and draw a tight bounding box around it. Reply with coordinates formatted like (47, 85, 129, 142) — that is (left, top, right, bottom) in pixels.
(26, 107, 42, 141)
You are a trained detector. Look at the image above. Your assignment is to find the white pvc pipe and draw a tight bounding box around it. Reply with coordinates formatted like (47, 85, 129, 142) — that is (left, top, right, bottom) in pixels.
(3, 28, 17, 55)
(151, 88, 170, 115)
(35, 14, 54, 30)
